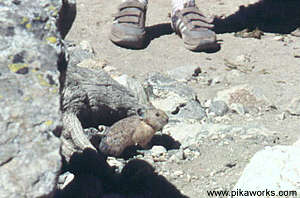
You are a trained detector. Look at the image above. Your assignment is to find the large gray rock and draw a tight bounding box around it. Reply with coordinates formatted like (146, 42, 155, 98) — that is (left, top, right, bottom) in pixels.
(0, 0, 75, 197)
(231, 145, 300, 197)
(144, 72, 206, 120)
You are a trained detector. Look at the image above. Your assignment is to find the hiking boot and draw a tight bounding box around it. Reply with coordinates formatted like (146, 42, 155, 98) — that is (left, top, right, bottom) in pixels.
(110, 1, 147, 49)
(171, 6, 217, 51)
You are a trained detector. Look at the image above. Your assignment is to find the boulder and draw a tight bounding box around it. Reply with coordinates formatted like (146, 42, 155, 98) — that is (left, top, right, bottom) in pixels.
(0, 0, 76, 197)
(231, 145, 300, 197)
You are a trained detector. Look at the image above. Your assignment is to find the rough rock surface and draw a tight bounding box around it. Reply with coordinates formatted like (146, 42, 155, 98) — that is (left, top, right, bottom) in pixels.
(215, 84, 273, 113)
(144, 72, 206, 119)
(0, 0, 76, 197)
(232, 145, 300, 197)
(60, 65, 147, 161)
(163, 122, 276, 148)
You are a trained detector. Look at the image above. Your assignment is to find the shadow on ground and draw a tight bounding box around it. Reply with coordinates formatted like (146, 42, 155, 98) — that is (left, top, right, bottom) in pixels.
(55, 149, 189, 198)
(144, 23, 174, 47)
(213, 0, 300, 34)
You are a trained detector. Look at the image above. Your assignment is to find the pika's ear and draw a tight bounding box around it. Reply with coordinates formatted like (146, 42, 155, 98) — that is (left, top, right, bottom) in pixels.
(136, 108, 146, 119)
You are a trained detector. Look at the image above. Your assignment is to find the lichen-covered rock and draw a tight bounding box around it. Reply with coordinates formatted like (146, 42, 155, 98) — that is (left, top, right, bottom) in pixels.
(0, 0, 75, 197)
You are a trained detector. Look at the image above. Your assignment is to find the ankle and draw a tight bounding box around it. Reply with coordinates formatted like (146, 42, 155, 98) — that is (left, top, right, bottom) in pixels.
(171, 0, 195, 16)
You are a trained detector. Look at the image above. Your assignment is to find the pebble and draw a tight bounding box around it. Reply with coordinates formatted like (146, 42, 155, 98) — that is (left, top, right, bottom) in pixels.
(277, 112, 287, 120)
(210, 75, 224, 85)
(231, 103, 248, 115)
(169, 149, 185, 162)
(235, 54, 251, 64)
(174, 170, 184, 177)
(151, 146, 167, 157)
(107, 157, 125, 168)
(166, 65, 202, 82)
(57, 172, 74, 190)
(79, 40, 94, 54)
(294, 51, 300, 58)
(291, 28, 300, 37)
(287, 97, 300, 115)
(187, 174, 192, 182)
(273, 35, 284, 41)
(209, 100, 229, 117)
(77, 58, 108, 70)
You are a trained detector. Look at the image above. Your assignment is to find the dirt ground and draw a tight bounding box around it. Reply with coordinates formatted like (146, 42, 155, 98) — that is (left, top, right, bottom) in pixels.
(66, 0, 300, 197)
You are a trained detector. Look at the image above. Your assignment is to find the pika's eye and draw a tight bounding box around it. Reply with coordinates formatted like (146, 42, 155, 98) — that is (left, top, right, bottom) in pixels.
(155, 112, 160, 117)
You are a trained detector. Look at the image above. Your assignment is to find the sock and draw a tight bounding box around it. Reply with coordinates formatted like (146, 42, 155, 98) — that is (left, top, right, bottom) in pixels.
(122, 0, 148, 5)
(171, 0, 195, 14)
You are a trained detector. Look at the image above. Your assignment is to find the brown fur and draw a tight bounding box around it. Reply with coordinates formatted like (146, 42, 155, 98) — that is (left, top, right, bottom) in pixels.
(99, 108, 168, 157)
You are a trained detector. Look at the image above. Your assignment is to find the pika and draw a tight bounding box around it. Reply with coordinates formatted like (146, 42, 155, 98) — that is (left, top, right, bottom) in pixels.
(99, 108, 169, 157)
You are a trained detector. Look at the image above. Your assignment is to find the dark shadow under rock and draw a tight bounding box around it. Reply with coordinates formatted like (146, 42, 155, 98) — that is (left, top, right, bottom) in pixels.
(58, 0, 77, 39)
(213, 0, 300, 34)
(149, 134, 181, 150)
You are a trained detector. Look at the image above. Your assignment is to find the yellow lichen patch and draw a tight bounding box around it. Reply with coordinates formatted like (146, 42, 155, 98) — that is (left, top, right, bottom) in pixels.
(52, 10, 58, 17)
(23, 96, 31, 101)
(44, 120, 53, 126)
(45, 23, 51, 30)
(34, 16, 41, 21)
(0, 95, 3, 100)
(8, 63, 28, 73)
(25, 23, 32, 29)
(46, 36, 57, 44)
(21, 17, 29, 24)
(48, 5, 57, 11)
(51, 87, 58, 94)
(36, 74, 51, 87)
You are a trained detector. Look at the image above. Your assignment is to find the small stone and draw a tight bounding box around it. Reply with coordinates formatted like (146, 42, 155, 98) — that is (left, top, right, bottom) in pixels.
(107, 157, 125, 168)
(194, 151, 200, 157)
(287, 97, 300, 115)
(151, 146, 167, 157)
(231, 103, 248, 115)
(203, 99, 212, 108)
(166, 65, 202, 82)
(143, 156, 155, 164)
(291, 28, 300, 37)
(77, 58, 108, 70)
(210, 75, 224, 85)
(57, 172, 74, 190)
(79, 40, 94, 54)
(176, 100, 207, 120)
(235, 54, 251, 64)
(187, 174, 192, 182)
(273, 35, 284, 41)
(192, 176, 198, 180)
(209, 100, 229, 117)
(174, 170, 184, 177)
(103, 65, 117, 73)
(294, 51, 300, 58)
(277, 112, 287, 120)
(169, 149, 185, 162)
